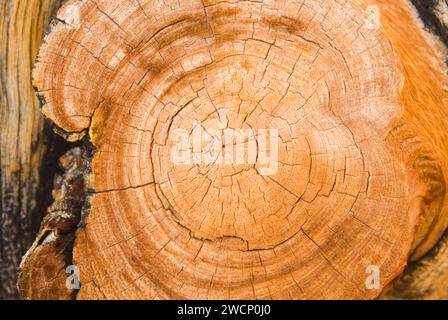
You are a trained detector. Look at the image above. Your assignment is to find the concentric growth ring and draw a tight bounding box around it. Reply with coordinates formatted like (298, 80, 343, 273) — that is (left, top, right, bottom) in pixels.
(31, 0, 448, 299)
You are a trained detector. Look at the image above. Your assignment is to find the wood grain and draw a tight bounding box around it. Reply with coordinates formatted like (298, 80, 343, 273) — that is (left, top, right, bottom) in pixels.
(0, 0, 63, 299)
(18, 0, 448, 300)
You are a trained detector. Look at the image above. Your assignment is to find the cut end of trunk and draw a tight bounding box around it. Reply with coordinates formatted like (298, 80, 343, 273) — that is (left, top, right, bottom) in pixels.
(26, 0, 448, 299)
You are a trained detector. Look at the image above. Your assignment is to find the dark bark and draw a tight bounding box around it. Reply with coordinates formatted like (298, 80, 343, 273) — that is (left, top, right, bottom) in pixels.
(411, 0, 448, 47)
(0, 0, 64, 300)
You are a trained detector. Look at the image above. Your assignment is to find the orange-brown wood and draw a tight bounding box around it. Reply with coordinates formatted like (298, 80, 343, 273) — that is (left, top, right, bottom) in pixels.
(25, 0, 448, 299)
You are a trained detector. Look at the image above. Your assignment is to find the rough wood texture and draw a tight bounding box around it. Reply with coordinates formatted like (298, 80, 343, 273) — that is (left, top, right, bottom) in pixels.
(411, 0, 448, 47)
(22, 0, 448, 299)
(0, 0, 62, 299)
(18, 147, 90, 300)
(386, 231, 448, 300)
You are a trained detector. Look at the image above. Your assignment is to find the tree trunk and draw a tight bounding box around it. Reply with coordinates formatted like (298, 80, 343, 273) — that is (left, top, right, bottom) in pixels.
(3, 0, 448, 300)
(0, 0, 63, 299)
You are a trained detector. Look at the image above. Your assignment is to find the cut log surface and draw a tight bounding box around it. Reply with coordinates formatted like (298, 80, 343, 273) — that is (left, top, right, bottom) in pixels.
(27, 0, 448, 299)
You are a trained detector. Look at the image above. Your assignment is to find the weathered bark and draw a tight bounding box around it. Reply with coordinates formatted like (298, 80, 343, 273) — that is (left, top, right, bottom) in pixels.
(386, 230, 448, 300)
(410, 0, 448, 47)
(0, 0, 63, 299)
(9, 0, 448, 300)
(18, 146, 90, 300)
